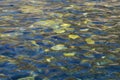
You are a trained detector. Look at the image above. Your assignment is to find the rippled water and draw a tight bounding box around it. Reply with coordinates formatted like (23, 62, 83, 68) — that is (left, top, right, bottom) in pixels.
(0, 0, 120, 80)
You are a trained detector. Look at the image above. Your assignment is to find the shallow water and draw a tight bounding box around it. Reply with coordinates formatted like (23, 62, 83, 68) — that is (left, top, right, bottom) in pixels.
(0, 0, 120, 80)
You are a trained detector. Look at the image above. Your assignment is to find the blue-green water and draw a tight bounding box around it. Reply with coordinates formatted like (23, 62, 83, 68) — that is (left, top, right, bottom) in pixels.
(0, 0, 120, 80)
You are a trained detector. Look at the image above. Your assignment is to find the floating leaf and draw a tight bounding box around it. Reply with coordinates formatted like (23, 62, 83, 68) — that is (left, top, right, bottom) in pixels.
(51, 44, 67, 50)
(83, 13, 88, 16)
(46, 57, 54, 62)
(34, 20, 55, 26)
(33, 19, 63, 28)
(30, 40, 39, 46)
(63, 52, 76, 57)
(19, 5, 43, 13)
(0, 56, 9, 62)
(83, 19, 91, 24)
(84, 2, 95, 6)
(61, 23, 71, 28)
(55, 13, 63, 18)
(18, 76, 34, 80)
(1, 16, 13, 20)
(115, 48, 120, 52)
(81, 59, 89, 64)
(83, 53, 94, 58)
(85, 38, 95, 44)
(44, 49, 50, 52)
(102, 26, 109, 30)
(46, 58, 51, 62)
(50, 13, 63, 18)
(0, 33, 10, 37)
(91, 48, 95, 51)
(54, 29, 65, 33)
(65, 28, 74, 31)
(96, 59, 113, 66)
(68, 34, 80, 39)
(80, 28, 89, 31)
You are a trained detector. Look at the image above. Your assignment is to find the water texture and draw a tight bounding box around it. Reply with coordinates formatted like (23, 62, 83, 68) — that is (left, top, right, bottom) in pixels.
(0, 0, 120, 80)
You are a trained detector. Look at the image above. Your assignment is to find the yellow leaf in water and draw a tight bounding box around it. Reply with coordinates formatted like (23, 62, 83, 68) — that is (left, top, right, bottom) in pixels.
(85, 38, 95, 44)
(81, 59, 89, 63)
(31, 40, 39, 46)
(70, 46, 75, 48)
(92, 48, 96, 51)
(44, 49, 50, 52)
(104, 4, 110, 7)
(56, 13, 63, 18)
(60, 66, 67, 70)
(51, 44, 67, 50)
(83, 13, 88, 16)
(63, 52, 75, 57)
(46, 58, 51, 62)
(115, 48, 120, 52)
(20, 5, 43, 13)
(18, 76, 34, 80)
(45, 56, 55, 62)
(34, 19, 63, 28)
(33, 20, 55, 27)
(0, 33, 10, 37)
(46, 57, 54, 62)
(54, 29, 65, 33)
(50, 13, 63, 18)
(102, 26, 108, 30)
(1, 16, 13, 20)
(61, 23, 71, 28)
(80, 28, 89, 31)
(64, 28, 74, 31)
(83, 19, 91, 24)
(68, 34, 80, 39)
(31, 40, 36, 44)
(84, 2, 95, 6)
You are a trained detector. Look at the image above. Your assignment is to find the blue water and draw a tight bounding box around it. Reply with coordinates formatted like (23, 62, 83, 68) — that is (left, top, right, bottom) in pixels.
(0, 0, 120, 80)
